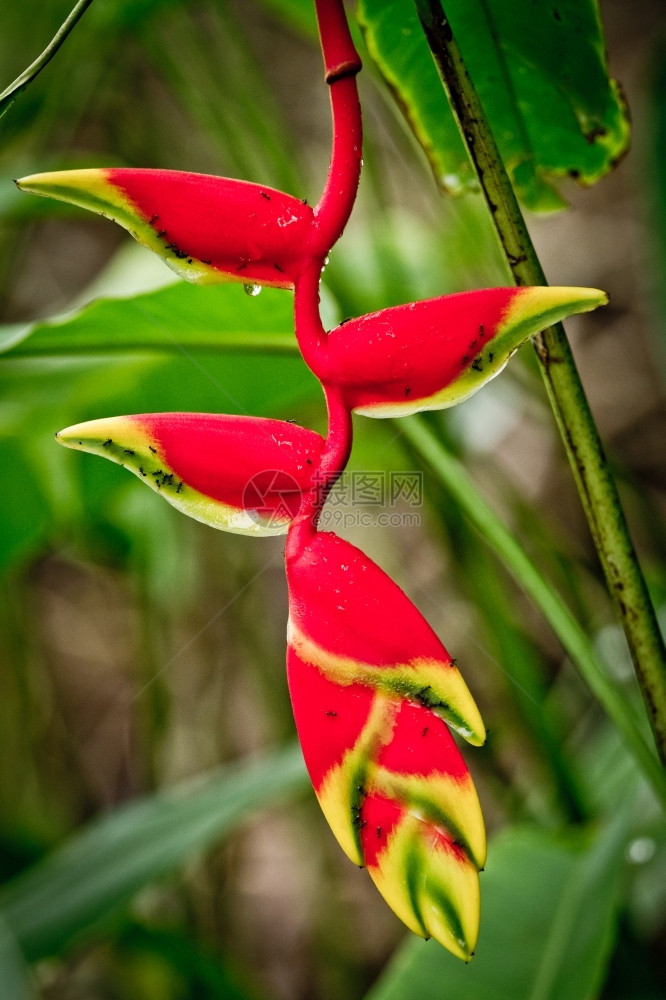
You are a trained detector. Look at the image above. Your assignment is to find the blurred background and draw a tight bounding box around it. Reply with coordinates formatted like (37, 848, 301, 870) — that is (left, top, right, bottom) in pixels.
(0, 1, 665, 997)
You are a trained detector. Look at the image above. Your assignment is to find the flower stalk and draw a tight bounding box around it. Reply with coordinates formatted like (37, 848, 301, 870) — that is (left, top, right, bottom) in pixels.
(414, 0, 666, 767)
(312, 0, 363, 255)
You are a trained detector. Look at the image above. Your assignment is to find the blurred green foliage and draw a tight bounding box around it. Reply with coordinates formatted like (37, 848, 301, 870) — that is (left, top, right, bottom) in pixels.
(359, 0, 630, 210)
(0, 1, 665, 998)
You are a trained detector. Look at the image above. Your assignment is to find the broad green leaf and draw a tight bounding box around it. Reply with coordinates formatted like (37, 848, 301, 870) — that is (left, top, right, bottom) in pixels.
(0, 280, 321, 575)
(0, 282, 299, 358)
(366, 811, 633, 1000)
(0, 744, 308, 961)
(357, 0, 630, 212)
(39, 351, 314, 427)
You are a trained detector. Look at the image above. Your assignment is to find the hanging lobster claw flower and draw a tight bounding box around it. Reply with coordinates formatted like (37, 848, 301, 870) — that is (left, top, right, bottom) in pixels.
(285, 529, 485, 958)
(56, 412, 324, 535)
(16, 169, 318, 289)
(308, 286, 607, 416)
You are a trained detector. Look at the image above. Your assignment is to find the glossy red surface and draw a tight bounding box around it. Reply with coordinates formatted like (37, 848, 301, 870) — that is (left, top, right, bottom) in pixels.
(374, 700, 469, 781)
(358, 793, 403, 868)
(141, 412, 323, 514)
(108, 169, 316, 287)
(317, 288, 518, 407)
(286, 530, 454, 667)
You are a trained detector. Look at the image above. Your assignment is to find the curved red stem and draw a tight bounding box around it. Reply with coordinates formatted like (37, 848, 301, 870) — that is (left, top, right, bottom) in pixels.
(285, 383, 352, 561)
(285, 1, 360, 561)
(312, 0, 363, 258)
(314, 0, 362, 83)
(292, 261, 328, 373)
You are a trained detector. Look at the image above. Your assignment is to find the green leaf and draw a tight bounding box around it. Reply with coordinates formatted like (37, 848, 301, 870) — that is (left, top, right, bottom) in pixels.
(254, 0, 317, 37)
(89, 0, 188, 31)
(0, 914, 35, 1000)
(0, 0, 95, 120)
(0, 282, 300, 358)
(0, 440, 49, 573)
(366, 809, 633, 1000)
(116, 921, 264, 1000)
(0, 278, 321, 575)
(0, 745, 308, 961)
(357, 0, 630, 211)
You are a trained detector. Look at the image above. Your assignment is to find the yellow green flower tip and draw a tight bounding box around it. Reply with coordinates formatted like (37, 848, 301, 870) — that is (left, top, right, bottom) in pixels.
(499, 284, 608, 341)
(364, 809, 482, 959)
(437, 284, 608, 408)
(288, 642, 487, 959)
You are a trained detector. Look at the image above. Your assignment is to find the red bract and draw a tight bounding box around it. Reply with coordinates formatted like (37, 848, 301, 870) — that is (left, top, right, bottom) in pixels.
(17, 169, 317, 289)
(286, 529, 484, 744)
(56, 413, 323, 535)
(285, 528, 485, 957)
(299, 285, 608, 416)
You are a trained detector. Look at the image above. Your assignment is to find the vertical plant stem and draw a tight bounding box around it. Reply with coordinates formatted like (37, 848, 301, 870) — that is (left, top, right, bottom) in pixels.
(413, 0, 666, 765)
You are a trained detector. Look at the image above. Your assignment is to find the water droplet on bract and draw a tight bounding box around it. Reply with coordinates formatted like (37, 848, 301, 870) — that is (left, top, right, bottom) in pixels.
(244, 283, 262, 297)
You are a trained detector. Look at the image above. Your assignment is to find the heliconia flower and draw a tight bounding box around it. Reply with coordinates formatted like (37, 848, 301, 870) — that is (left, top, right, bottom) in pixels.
(285, 528, 485, 958)
(303, 285, 608, 417)
(56, 412, 324, 535)
(16, 169, 318, 289)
